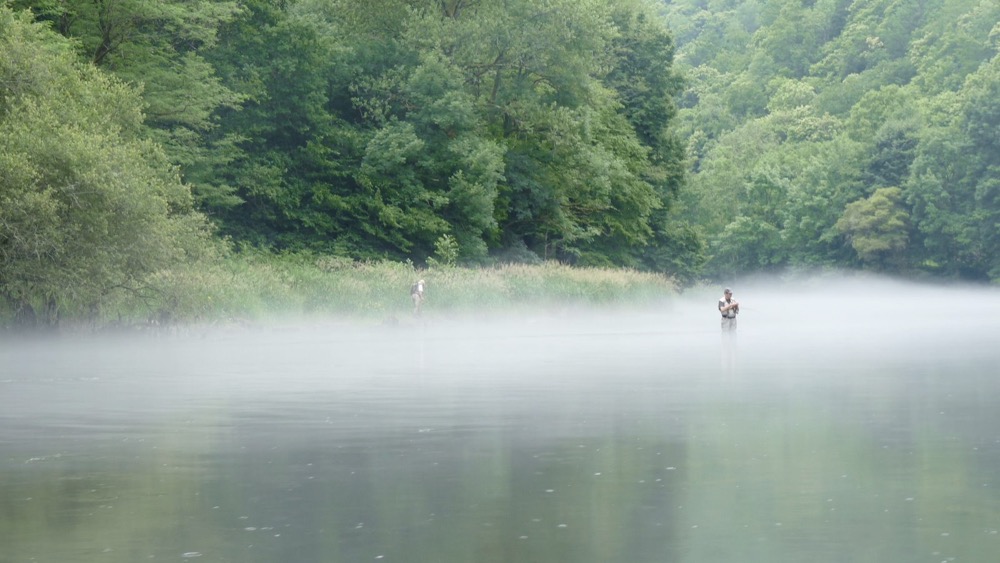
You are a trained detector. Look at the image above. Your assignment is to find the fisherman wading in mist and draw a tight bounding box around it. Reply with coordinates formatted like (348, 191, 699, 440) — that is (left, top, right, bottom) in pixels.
(719, 287, 739, 332)
(410, 278, 426, 315)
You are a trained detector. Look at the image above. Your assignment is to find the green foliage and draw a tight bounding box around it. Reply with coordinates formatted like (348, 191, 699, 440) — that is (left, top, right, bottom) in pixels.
(7, 0, 700, 287)
(103, 253, 676, 325)
(433, 234, 460, 266)
(641, 219, 708, 287)
(0, 6, 216, 327)
(11, 0, 248, 211)
(16, 0, 999, 296)
(198, 0, 690, 275)
(835, 187, 909, 267)
(668, 0, 1000, 281)
(711, 216, 786, 277)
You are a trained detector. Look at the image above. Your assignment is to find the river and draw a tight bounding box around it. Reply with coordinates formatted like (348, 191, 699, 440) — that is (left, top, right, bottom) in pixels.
(2, 276, 999, 562)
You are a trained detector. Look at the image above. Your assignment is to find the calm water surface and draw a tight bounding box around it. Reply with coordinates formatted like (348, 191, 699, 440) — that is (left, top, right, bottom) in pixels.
(2, 279, 1000, 562)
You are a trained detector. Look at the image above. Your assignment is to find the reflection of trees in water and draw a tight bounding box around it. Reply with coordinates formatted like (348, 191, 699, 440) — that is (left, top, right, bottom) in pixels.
(0, 412, 227, 561)
(4, 363, 1000, 562)
(0, 418, 692, 561)
(678, 374, 1000, 563)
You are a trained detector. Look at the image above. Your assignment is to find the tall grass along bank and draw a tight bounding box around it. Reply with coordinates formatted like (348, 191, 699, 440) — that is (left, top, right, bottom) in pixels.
(5, 252, 676, 331)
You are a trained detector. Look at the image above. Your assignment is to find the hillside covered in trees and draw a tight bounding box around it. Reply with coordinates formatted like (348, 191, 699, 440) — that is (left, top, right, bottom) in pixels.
(665, 0, 1000, 280)
(1, 0, 998, 325)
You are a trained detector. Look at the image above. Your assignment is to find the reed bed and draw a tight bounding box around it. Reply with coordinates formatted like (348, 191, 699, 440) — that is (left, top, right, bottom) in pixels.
(165, 252, 671, 321)
(11, 252, 677, 329)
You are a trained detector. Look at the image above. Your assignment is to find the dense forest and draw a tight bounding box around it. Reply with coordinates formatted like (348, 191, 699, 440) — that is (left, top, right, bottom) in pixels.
(665, 0, 999, 280)
(1, 0, 998, 324)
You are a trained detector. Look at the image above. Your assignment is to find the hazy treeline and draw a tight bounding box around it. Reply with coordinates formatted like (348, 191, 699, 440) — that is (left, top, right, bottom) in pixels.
(665, 0, 1000, 280)
(0, 0, 696, 327)
(2, 0, 998, 327)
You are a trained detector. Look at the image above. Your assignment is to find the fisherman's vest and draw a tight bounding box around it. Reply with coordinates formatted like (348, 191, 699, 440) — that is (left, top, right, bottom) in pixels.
(719, 297, 736, 318)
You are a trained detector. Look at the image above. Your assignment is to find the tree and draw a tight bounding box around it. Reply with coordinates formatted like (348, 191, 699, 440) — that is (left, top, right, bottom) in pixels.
(835, 187, 909, 269)
(960, 54, 1000, 279)
(11, 0, 247, 211)
(0, 6, 215, 326)
(710, 216, 785, 276)
(202, 0, 686, 271)
(908, 0, 999, 94)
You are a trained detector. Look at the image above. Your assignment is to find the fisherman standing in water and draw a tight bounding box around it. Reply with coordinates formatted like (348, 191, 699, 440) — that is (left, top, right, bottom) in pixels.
(410, 278, 426, 315)
(719, 287, 739, 374)
(719, 287, 739, 332)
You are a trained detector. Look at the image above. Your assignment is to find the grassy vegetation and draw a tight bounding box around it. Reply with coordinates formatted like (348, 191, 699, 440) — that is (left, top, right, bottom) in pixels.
(65, 251, 676, 329)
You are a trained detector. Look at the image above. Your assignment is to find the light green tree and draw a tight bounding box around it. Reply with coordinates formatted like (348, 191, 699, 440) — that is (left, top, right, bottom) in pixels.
(0, 7, 215, 326)
(835, 187, 909, 268)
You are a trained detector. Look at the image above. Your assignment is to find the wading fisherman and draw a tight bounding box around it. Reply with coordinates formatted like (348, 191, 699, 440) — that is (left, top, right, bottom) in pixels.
(719, 287, 739, 332)
(410, 278, 426, 315)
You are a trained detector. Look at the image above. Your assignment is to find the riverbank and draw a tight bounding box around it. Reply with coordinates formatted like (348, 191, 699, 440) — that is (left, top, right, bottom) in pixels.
(2, 252, 677, 332)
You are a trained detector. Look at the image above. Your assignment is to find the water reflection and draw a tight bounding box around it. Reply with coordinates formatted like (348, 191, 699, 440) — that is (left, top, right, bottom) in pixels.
(2, 279, 1000, 562)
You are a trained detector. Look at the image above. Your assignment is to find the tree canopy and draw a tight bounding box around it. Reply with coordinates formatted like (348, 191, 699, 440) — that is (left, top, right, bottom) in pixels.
(5, 0, 1000, 318)
(0, 6, 216, 325)
(196, 0, 691, 271)
(667, 0, 1000, 281)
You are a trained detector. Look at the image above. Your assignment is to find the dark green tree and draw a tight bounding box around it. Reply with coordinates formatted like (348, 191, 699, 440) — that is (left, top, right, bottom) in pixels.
(10, 0, 246, 210)
(202, 0, 690, 272)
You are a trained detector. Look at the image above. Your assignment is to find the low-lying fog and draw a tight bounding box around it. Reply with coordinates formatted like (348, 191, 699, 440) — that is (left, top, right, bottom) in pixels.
(3, 274, 999, 460)
(4, 274, 997, 400)
(2, 274, 999, 563)
(2, 274, 999, 450)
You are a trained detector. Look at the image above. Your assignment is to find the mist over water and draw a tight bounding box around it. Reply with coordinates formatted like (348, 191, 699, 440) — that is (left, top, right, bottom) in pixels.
(2, 275, 1000, 562)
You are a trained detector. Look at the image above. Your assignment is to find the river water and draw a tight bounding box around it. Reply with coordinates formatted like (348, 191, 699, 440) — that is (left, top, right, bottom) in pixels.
(2, 277, 1000, 562)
